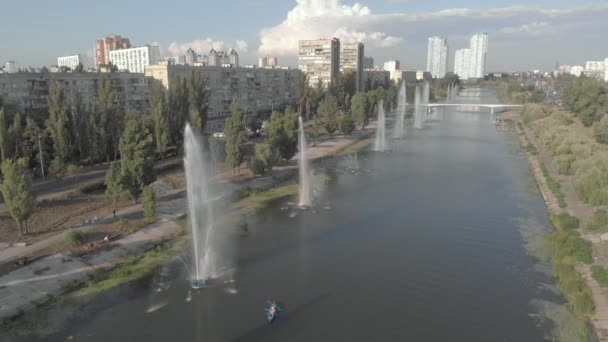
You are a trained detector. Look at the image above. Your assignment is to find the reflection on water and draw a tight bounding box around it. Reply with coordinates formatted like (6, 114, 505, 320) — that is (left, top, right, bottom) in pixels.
(1, 88, 588, 342)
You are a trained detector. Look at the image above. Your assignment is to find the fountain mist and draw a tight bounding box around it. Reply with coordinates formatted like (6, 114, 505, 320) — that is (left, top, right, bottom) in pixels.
(184, 124, 216, 284)
(393, 81, 407, 139)
(374, 100, 387, 151)
(298, 117, 312, 207)
(414, 86, 423, 129)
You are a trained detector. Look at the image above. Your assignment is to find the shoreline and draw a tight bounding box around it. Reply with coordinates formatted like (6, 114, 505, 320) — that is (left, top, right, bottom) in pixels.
(509, 109, 605, 340)
(0, 125, 376, 325)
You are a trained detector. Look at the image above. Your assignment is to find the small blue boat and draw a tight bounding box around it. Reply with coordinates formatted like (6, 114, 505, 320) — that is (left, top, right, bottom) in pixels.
(265, 301, 283, 324)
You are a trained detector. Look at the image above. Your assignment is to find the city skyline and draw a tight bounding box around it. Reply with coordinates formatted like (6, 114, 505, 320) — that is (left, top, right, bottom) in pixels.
(1, 0, 607, 72)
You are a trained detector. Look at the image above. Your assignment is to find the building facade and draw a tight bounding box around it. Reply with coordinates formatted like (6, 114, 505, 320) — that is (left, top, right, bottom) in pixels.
(298, 38, 340, 88)
(145, 64, 299, 132)
(363, 69, 390, 91)
(95, 34, 131, 68)
(259, 56, 278, 68)
(454, 49, 472, 80)
(469, 33, 488, 79)
(57, 54, 86, 70)
(363, 56, 374, 69)
(109, 45, 161, 73)
(426, 36, 448, 78)
(383, 60, 402, 83)
(340, 43, 364, 92)
(3, 61, 17, 73)
(585, 60, 606, 79)
(0, 72, 152, 116)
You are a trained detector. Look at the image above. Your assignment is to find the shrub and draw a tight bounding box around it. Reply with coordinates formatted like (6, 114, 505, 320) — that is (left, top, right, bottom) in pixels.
(142, 186, 156, 224)
(550, 213, 580, 231)
(551, 230, 592, 264)
(66, 164, 81, 176)
(339, 115, 356, 135)
(594, 115, 608, 144)
(591, 265, 608, 287)
(249, 157, 266, 176)
(525, 143, 537, 155)
(64, 230, 84, 246)
(586, 209, 608, 233)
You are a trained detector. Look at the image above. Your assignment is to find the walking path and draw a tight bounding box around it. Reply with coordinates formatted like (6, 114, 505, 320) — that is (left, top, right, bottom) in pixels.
(0, 127, 375, 323)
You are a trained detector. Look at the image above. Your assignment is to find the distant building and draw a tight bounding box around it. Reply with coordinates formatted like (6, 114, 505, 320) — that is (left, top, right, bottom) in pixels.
(185, 48, 197, 65)
(95, 34, 131, 68)
(363, 56, 374, 69)
(383, 60, 401, 83)
(167, 56, 186, 65)
(259, 56, 278, 68)
(454, 33, 488, 80)
(454, 48, 472, 80)
(340, 43, 364, 91)
(298, 38, 340, 88)
(426, 36, 448, 78)
(3, 61, 17, 73)
(229, 49, 239, 67)
(0, 72, 152, 115)
(110, 45, 161, 73)
(144, 64, 299, 132)
(584, 60, 606, 79)
(569, 65, 584, 77)
(57, 54, 86, 70)
(363, 69, 390, 91)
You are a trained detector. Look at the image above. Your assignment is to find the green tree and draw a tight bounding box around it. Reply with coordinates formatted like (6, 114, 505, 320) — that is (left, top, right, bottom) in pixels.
(142, 186, 156, 224)
(340, 114, 355, 135)
(74, 63, 84, 72)
(255, 143, 279, 173)
(298, 72, 314, 120)
(224, 98, 247, 174)
(46, 79, 71, 164)
(0, 108, 9, 161)
(150, 82, 169, 158)
(69, 93, 89, 163)
(266, 107, 298, 162)
(351, 92, 368, 128)
(0, 158, 35, 235)
(187, 71, 208, 132)
(9, 112, 22, 159)
(104, 163, 123, 210)
(168, 76, 189, 144)
(119, 112, 155, 202)
(335, 70, 357, 108)
(318, 94, 340, 134)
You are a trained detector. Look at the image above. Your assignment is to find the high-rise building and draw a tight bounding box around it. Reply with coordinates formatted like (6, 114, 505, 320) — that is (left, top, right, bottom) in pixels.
(363, 56, 374, 69)
(185, 48, 197, 65)
(383, 60, 402, 83)
(229, 49, 239, 67)
(570, 66, 584, 77)
(469, 33, 488, 79)
(426, 36, 448, 78)
(3, 61, 17, 73)
(454, 49, 472, 80)
(259, 56, 279, 68)
(57, 54, 86, 70)
(584, 60, 606, 79)
(298, 38, 340, 88)
(95, 34, 131, 68)
(110, 45, 161, 73)
(340, 43, 364, 91)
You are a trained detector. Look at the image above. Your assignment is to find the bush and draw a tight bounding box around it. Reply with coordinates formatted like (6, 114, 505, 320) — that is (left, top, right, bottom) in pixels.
(525, 143, 537, 155)
(339, 115, 356, 135)
(551, 230, 592, 264)
(586, 209, 608, 233)
(592, 265, 608, 287)
(66, 164, 81, 176)
(64, 230, 84, 246)
(249, 157, 266, 176)
(594, 116, 608, 144)
(142, 186, 156, 224)
(550, 213, 580, 231)
(254, 143, 278, 174)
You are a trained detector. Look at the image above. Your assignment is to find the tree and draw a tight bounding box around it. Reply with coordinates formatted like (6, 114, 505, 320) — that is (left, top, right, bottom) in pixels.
(224, 98, 247, 174)
(104, 163, 123, 210)
(0, 108, 9, 161)
(247, 111, 263, 133)
(168, 76, 189, 144)
(22, 117, 48, 175)
(255, 143, 279, 174)
(150, 82, 169, 158)
(0, 158, 35, 235)
(298, 72, 314, 119)
(46, 79, 71, 164)
(187, 71, 209, 132)
(340, 113, 356, 135)
(266, 107, 298, 161)
(9, 112, 22, 159)
(69, 92, 89, 163)
(335, 70, 356, 108)
(351, 92, 368, 128)
(119, 112, 155, 202)
(74, 63, 84, 72)
(142, 186, 156, 224)
(318, 94, 340, 134)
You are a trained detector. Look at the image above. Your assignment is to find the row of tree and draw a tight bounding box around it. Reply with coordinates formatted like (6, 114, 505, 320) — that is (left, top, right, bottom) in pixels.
(554, 75, 608, 127)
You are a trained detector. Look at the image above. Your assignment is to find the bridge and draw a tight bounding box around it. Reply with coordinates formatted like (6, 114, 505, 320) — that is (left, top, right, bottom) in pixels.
(424, 103, 523, 114)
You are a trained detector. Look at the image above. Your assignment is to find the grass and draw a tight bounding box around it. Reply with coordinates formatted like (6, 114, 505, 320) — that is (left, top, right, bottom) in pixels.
(586, 209, 608, 233)
(69, 239, 185, 298)
(525, 143, 538, 155)
(64, 230, 84, 246)
(540, 163, 567, 208)
(550, 212, 580, 231)
(591, 265, 608, 287)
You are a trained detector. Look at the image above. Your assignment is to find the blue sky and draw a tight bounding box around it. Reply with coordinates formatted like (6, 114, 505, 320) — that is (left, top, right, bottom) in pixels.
(1, 0, 607, 71)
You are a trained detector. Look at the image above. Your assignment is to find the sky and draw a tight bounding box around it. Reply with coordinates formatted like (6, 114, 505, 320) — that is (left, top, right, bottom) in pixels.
(1, 0, 607, 72)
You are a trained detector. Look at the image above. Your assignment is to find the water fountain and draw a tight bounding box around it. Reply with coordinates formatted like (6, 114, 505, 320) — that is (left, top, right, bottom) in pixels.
(183, 124, 216, 288)
(422, 81, 431, 120)
(374, 100, 387, 151)
(392, 81, 407, 139)
(414, 86, 423, 129)
(298, 117, 312, 207)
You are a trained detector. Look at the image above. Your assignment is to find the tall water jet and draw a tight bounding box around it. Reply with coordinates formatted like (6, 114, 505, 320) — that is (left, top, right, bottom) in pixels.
(392, 81, 407, 139)
(184, 124, 216, 288)
(414, 86, 423, 129)
(298, 116, 312, 207)
(374, 100, 387, 151)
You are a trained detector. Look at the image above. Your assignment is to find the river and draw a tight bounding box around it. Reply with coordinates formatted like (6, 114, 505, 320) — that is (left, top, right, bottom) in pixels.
(2, 88, 578, 341)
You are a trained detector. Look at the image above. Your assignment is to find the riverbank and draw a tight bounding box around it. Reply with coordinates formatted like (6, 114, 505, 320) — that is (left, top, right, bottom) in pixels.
(508, 108, 608, 341)
(0, 125, 376, 325)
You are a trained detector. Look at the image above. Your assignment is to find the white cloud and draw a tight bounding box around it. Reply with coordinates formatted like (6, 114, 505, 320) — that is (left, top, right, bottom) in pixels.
(167, 38, 248, 56)
(257, 0, 401, 56)
(499, 21, 557, 36)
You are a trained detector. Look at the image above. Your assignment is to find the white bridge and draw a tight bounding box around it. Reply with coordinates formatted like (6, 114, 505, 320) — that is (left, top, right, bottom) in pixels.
(424, 103, 523, 114)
